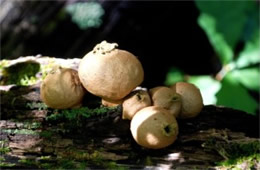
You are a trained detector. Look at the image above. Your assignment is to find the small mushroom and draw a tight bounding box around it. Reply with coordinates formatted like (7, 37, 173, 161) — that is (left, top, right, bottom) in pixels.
(78, 41, 144, 101)
(122, 90, 152, 120)
(40, 66, 85, 109)
(149, 86, 182, 118)
(170, 82, 203, 119)
(130, 106, 179, 149)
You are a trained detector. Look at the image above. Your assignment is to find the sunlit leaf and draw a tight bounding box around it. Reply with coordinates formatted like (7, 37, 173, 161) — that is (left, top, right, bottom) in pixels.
(188, 76, 221, 105)
(230, 67, 260, 92)
(196, 1, 256, 64)
(66, 2, 104, 30)
(216, 73, 258, 115)
(196, 1, 254, 48)
(198, 14, 233, 64)
(236, 31, 260, 68)
(164, 67, 185, 86)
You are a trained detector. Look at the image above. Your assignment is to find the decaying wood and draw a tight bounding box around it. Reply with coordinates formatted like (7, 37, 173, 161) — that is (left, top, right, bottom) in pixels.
(0, 57, 259, 169)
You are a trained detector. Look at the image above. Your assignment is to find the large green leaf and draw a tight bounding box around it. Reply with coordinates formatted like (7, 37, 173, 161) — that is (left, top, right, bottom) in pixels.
(198, 14, 233, 64)
(230, 67, 260, 92)
(196, 1, 256, 64)
(236, 31, 260, 68)
(216, 73, 258, 115)
(188, 76, 221, 105)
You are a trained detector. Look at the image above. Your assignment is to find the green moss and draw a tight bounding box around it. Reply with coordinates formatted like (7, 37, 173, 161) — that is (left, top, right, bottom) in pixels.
(39, 156, 52, 160)
(25, 122, 42, 129)
(1, 61, 40, 85)
(44, 158, 87, 169)
(18, 121, 42, 129)
(0, 141, 11, 154)
(18, 159, 36, 165)
(203, 138, 260, 168)
(0, 59, 9, 70)
(144, 156, 153, 166)
(13, 150, 127, 169)
(0, 162, 16, 168)
(17, 156, 89, 169)
(226, 141, 260, 159)
(26, 102, 48, 110)
(39, 131, 54, 138)
(4, 120, 42, 131)
(20, 75, 38, 86)
(46, 106, 118, 122)
(40, 162, 53, 169)
(53, 147, 128, 169)
(60, 149, 102, 162)
(217, 154, 260, 169)
(2, 129, 38, 136)
(0, 58, 59, 86)
(45, 106, 120, 135)
(18, 158, 58, 169)
(103, 161, 128, 170)
(216, 140, 260, 160)
(0, 147, 10, 154)
(217, 141, 260, 169)
(57, 159, 79, 169)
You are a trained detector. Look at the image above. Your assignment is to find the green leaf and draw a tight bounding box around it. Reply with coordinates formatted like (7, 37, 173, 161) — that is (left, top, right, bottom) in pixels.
(198, 14, 233, 64)
(188, 76, 221, 105)
(164, 67, 185, 86)
(236, 31, 260, 68)
(196, 1, 256, 64)
(230, 67, 260, 92)
(216, 73, 258, 115)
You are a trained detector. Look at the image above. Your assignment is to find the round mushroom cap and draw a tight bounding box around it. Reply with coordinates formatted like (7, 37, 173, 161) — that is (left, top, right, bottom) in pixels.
(78, 41, 144, 100)
(130, 106, 178, 149)
(149, 86, 182, 117)
(122, 90, 152, 120)
(170, 82, 203, 119)
(40, 67, 85, 109)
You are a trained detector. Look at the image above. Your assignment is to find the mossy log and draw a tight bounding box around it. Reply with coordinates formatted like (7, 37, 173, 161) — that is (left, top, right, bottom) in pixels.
(0, 56, 259, 169)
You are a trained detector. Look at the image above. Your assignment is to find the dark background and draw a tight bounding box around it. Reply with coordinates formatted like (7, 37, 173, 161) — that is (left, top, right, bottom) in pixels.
(0, 0, 220, 88)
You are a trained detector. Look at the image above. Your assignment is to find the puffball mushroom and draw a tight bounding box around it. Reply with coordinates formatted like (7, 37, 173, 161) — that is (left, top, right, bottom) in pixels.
(40, 66, 85, 109)
(78, 41, 144, 101)
(170, 82, 203, 119)
(130, 106, 178, 149)
(122, 90, 152, 120)
(149, 86, 182, 118)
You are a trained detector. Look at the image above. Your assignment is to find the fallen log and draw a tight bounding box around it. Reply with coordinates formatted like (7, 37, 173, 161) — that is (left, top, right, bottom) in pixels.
(0, 56, 259, 169)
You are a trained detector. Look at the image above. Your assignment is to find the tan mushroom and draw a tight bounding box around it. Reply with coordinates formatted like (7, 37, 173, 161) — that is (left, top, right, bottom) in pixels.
(122, 90, 152, 120)
(130, 106, 178, 149)
(78, 41, 144, 101)
(170, 82, 203, 119)
(149, 86, 182, 118)
(40, 66, 85, 109)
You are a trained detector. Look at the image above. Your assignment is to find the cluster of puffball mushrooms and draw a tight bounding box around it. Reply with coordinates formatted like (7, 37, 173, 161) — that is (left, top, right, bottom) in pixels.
(41, 41, 204, 149)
